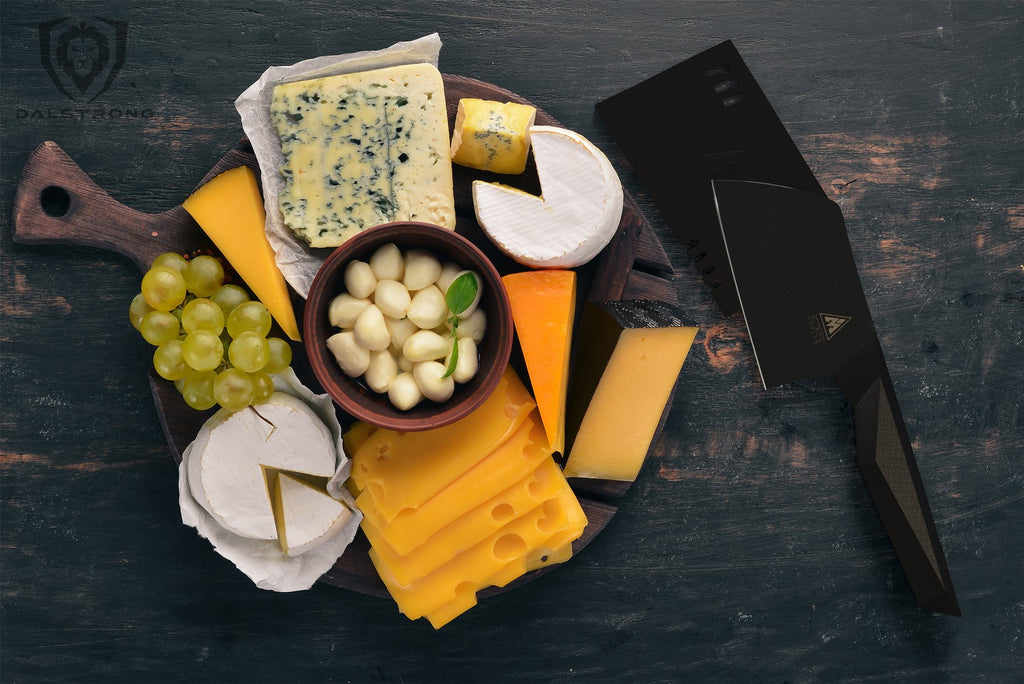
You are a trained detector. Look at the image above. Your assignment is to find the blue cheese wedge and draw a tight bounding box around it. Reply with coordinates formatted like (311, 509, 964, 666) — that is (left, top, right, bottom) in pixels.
(273, 473, 355, 557)
(472, 126, 623, 268)
(187, 392, 339, 540)
(270, 63, 456, 248)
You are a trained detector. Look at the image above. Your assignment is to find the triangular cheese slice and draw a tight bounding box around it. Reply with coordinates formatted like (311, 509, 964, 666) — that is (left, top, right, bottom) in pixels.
(273, 472, 353, 557)
(182, 166, 301, 341)
(501, 270, 576, 454)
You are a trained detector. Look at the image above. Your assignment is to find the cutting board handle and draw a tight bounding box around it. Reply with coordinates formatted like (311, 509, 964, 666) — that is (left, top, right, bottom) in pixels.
(12, 141, 204, 272)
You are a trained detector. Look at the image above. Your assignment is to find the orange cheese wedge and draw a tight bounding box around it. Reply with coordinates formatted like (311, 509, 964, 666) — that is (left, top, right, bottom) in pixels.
(501, 270, 576, 454)
(181, 166, 300, 341)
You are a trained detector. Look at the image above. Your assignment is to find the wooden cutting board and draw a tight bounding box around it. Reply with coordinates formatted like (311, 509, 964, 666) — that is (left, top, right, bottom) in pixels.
(12, 73, 679, 599)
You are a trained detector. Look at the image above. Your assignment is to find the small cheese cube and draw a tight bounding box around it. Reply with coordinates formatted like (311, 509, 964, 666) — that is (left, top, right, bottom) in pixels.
(450, 98, 537, 174)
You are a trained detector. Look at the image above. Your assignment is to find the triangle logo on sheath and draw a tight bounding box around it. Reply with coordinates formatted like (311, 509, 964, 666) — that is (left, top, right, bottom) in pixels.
(819, 313, 852, 340)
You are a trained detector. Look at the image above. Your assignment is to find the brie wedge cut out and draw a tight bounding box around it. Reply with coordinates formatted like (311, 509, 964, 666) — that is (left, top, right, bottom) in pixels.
(273, 473, 354, 556)
(187, 392, 338, 540)
(472, 126, 623, 268)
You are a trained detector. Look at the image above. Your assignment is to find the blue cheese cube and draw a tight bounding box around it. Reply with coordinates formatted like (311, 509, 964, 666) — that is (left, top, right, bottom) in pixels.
(271, 64, 456, 248)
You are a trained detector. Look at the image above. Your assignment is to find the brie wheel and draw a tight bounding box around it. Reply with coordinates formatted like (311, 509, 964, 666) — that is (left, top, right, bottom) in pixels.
(472, 126, 623, 268)
(187, 392, 337, 540)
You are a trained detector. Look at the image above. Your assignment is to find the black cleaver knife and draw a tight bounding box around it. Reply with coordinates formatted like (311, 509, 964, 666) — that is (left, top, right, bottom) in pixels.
(597, 41, 960, 615)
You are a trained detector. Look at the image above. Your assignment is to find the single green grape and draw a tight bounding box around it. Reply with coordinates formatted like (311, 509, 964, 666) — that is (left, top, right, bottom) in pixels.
(214, 367, 255, 410)
(151, 252, 189, 273)
(249, 371, 275, 404)
(141, 266, 187, 311)
(139, 310, 181, 346)
(226, 300, 272, 338)
(227, 331, 270, 373)
(182, 330, 224, 372)
(181, 297, 225, 335)
(153, 340, 188, 381)
(181, 369, 218, 411)
(183, 255, 225, 297)
(264, 337, 293, 375)
(210, 284, 250, 318)
(129, 292, 155, 331)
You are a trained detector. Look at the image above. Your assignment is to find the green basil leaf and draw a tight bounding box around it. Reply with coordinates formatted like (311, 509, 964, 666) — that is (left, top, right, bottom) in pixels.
(441, 337, 459, 379)
(445, 272, 479, 316)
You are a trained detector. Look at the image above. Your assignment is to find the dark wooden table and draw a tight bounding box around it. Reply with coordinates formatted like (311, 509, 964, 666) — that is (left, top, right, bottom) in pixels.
(2, 2, 1021, 681)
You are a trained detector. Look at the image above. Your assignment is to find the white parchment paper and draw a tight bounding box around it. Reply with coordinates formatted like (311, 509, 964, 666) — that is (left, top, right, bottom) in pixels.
(178, 368, 362, 592)
(234, 33, 443, 298)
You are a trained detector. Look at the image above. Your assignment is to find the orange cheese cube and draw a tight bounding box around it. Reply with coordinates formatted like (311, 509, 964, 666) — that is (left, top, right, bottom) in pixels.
(502, 270, 576, 454)
(350, 367, 535, 523)
(181, 166, 300, 341)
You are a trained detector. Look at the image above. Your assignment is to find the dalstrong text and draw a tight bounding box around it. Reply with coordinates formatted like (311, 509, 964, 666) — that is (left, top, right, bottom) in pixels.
(16, 108, 154, 120)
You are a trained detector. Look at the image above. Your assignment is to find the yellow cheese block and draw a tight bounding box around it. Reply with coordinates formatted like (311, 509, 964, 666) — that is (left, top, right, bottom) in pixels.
(450, 98, 537, 174)
(350, 366, 535, 523)
(181, 166, 301, 341)
(564, 321, 698, 482)
(356, 412, 550, 555)
(370, 482, 586, 623)
(362, 454, 565, 586)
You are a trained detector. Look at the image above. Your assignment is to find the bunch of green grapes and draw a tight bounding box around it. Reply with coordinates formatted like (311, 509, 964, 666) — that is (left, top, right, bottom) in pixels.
(129, 252, 293, 412)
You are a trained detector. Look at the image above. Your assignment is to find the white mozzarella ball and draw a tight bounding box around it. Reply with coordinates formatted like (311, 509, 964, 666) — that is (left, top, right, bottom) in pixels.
(388, 372, 422, 411)
(445, 337, 479, 383)
(369, 243, 404, 281)
(353, 304, 390, 351)
(407, 285, 448, 329)
(413, 361, 455, 402)
(365, 349, 399, 393)
(402, 329, 452, 362)
(403, 249, 442, 291)
(326, 331, 370, 377)
(374, 279, 411, 319)
(328, 293, 370, 329)
(343, 260, 377, 299)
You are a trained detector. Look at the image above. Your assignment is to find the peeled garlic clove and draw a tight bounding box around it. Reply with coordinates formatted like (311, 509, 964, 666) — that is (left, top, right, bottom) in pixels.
(413, 361, 455, 402)
(327, 331, 370, 377)
(403, 249, 442, 291)
(353, 304, 390, 351)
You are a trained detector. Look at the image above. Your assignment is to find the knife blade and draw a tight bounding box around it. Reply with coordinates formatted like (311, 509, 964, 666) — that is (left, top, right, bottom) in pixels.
(596, 41, 960, 616)
(712, 180, 960, 616)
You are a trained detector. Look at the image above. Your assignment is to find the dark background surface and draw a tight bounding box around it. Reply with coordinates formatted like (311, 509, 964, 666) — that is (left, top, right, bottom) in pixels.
(2, 1, 1021, 682)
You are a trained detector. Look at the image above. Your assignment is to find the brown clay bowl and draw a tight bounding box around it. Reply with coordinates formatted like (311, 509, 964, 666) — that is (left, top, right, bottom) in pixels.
(303, 221, 513, 431)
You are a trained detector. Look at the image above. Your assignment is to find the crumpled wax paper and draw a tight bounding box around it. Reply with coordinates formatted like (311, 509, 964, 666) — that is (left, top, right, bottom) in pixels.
(234, 33, 444, 298)
(178, 367, 362, 592)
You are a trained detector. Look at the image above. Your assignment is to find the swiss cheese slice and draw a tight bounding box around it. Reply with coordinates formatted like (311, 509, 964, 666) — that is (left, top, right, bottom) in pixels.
(272, 472, 354, 557)
(472, 126, 623, 268)
(181, 166, 300, 341)
(187, 392, 337, 539)
(502, 270, 576, 454)
(563, 301, 698, 482)
(349, 366, 536, 523)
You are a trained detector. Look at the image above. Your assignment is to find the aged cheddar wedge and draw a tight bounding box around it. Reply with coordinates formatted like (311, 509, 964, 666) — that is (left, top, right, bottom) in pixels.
(472, 126, 623, 268)
(356, 411, 551, 555)
(502, 270, 576, 454)
(270, 63, 456, 248)
(181, 166, 300, 341)
(450, 98, 537, 174)
(187, 392, 337, 539)
(563, 300, 698, 482)
(272, 472, 354, 556)
(362, 453, 565, 585)
(349, 366, 535, 523)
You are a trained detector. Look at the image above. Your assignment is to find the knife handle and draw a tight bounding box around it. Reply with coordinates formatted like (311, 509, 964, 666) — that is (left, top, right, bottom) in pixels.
(834, 341, 960, 616)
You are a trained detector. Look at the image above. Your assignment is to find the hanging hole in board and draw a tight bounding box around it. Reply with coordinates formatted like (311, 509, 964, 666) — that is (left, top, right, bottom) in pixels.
(40, 186, 71, 217)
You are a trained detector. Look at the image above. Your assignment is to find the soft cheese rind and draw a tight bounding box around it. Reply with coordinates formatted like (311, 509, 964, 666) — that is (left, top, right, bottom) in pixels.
(270, 63, 456, 248)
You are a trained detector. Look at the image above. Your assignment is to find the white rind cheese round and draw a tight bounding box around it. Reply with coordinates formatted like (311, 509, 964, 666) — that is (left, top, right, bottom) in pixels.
(187, 392, 338, 540)
(275, 473, 354, 557)
(472, 126, 624, 268)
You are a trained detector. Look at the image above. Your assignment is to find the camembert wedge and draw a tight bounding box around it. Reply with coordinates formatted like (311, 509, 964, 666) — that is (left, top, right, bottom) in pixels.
(273, 473, 354, 557)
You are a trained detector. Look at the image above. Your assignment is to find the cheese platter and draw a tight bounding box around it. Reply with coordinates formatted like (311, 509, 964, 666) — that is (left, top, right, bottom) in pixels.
(12, 72, 686, 616)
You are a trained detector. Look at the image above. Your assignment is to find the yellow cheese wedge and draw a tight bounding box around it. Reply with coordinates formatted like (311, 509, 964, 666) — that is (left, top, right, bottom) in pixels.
(350, 366, 536, 523)
(181, 166, 301, 341)
(450, 98, 537, 174)
(563, 301, 698, 482)
(502, 270, 576, 454)
(361, 454, 565, 585)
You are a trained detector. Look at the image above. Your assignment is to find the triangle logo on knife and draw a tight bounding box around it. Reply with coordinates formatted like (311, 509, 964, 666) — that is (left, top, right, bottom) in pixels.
(819, 313, 852, 340)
